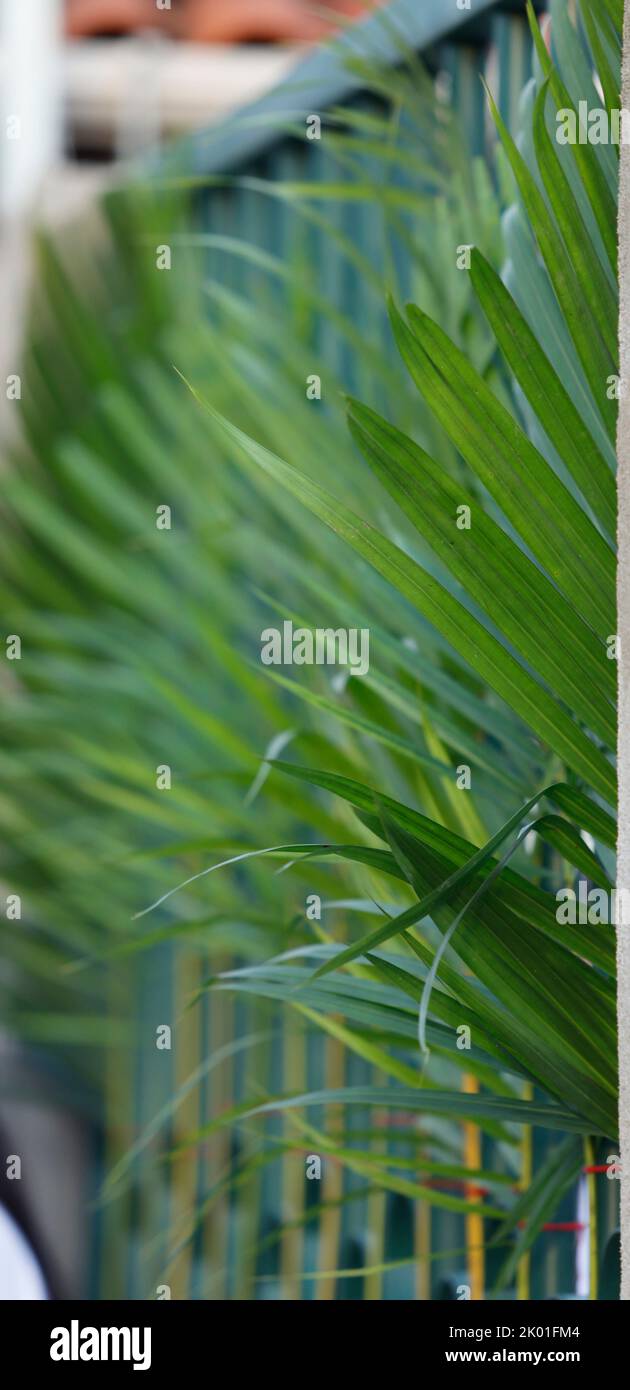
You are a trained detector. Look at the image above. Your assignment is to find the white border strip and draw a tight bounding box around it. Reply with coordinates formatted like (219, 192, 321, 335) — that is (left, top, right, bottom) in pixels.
(618, 0, 630, 1303)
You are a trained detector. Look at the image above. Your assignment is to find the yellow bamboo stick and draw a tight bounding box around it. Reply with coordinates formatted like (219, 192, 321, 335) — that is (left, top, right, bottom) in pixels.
(463, 1074, 484, 1300)
(204, 968, 232, 1299)
(415, 1197, 431, 1300)
(516, 1084, 533, 1301)
(585, 1137, 599, 1300)
(315, 1035, 345, 1300)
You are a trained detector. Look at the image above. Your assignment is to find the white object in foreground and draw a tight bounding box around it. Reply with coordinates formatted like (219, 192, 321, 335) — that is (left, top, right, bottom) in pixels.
(0, 1203, 48, 1300)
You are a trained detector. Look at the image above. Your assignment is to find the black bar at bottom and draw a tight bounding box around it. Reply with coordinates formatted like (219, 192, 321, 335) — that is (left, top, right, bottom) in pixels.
(0, 1297, 623, 1377)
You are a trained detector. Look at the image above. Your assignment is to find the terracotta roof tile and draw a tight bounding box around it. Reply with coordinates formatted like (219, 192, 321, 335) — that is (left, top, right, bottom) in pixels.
(66, 0, 380, 42)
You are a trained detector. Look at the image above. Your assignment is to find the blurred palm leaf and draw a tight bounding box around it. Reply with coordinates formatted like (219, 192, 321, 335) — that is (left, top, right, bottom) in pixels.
(0, 0, 619, 1296)
(179, 0, 618, 1268)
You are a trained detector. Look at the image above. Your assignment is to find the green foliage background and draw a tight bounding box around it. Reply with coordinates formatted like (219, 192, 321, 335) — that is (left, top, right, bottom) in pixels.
(0, 0, 621, 1298)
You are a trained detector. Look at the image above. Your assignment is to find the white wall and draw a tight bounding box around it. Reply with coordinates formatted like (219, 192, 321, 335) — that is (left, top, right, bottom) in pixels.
(0, 0, 62, 220)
